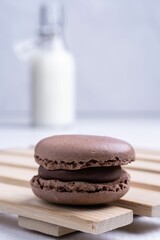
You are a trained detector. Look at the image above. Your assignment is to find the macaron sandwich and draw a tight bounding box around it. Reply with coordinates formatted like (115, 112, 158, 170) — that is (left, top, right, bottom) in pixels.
(30, 135, 135, 205)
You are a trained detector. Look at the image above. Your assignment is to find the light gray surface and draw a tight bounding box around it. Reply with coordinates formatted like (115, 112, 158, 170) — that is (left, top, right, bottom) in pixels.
(0, 0, 160, 119)
(0, 118, 160, 239)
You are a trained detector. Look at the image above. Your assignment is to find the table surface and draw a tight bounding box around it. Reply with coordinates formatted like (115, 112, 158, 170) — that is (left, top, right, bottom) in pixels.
(0, 118, 160, 240)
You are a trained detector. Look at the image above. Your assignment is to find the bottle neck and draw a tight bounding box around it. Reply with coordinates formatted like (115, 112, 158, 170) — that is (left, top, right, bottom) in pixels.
(37, 1, 65, 51)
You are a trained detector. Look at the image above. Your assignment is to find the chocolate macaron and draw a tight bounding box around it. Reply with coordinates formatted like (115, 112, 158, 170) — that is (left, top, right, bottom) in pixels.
(30, 135, 135, 205)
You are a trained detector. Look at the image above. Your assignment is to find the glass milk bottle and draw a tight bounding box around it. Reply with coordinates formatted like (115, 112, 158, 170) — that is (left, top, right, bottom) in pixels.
(31, 2, 76, 126)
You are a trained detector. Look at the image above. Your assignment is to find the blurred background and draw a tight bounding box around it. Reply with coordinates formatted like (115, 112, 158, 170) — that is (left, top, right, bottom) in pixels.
(0, 0, 160, 125)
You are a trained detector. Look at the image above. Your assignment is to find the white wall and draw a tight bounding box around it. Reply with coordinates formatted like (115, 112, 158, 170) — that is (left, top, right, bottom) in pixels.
(0, 0, 160, 121)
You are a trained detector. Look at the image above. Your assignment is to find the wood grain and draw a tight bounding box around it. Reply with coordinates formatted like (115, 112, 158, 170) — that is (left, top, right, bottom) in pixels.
(115, 187, 160, 217)
(128, 169, 160, 191)
(0, 153, 36, 169)
(136, 148, 160, 162)
(18, 216, 76, 237)
(125, 160, 160, 173)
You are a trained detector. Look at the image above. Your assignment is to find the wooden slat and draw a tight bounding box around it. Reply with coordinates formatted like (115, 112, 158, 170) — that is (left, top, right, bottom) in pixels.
(0, 165, 36, 187)
(0, 154, 36, 169)
(0, 148, 33, 156)
(18, 216, 75, 237)
(136, 148, 160, 163)
(115, 187, 160, 217)
(136, 153, 160, 163)
(125, 160, 160, 174)
(0, 183, 133, 235)
(128, 169, 160, 191)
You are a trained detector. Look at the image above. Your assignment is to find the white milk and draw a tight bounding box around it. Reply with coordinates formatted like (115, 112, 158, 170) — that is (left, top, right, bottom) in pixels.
(31, 38, 76, 126)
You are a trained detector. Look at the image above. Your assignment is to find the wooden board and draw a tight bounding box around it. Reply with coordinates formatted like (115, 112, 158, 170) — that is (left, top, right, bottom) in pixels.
(0, 149, 133, 237)
(0, 148, 160, 237)
(115, 187, 160, 217)
(18, 216, 75, 237)
(0, 182, 133, 236)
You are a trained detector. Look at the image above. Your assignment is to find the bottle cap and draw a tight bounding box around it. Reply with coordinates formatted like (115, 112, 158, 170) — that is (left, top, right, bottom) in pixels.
(38, 0, 64, 37)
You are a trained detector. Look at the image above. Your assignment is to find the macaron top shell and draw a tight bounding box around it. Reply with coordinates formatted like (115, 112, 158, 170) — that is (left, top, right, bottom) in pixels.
(35, 135, 135, 168)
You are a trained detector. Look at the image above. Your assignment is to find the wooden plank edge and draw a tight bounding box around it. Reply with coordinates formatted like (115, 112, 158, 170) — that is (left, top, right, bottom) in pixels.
(135, 154, 160, 163)
(0, 162, 36, 170)
(0, 177, 29, 188)
(114, 199, 160, 217)
(151, 205, 160, 217)
(130, 182, 160, 192)
(92, 210, 133, 234)
(18, 216, 76, 237)
(125, 165, 160, 174)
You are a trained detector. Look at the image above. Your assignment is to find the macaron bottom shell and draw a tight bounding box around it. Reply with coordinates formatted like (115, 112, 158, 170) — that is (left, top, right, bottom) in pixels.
(30, 170, 130, 205)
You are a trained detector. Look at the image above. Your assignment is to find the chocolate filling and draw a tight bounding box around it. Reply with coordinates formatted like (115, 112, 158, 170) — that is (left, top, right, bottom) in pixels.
(38, 165, 122, 183)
